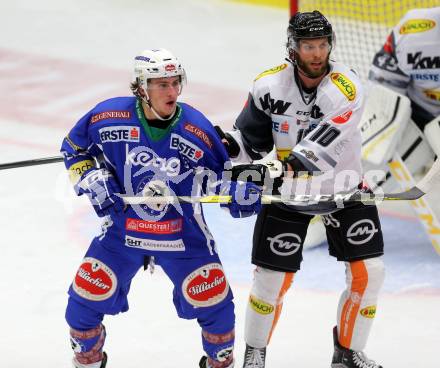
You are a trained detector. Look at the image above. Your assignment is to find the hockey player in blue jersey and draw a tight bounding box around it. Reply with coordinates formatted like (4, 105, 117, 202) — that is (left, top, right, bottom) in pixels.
(61, 48, 262, 368)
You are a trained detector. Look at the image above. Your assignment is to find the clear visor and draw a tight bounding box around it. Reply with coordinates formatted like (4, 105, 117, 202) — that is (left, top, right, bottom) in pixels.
(298, 40, 331, 54)
(146, 76, 184, 94)
(288, 33, 335, 54)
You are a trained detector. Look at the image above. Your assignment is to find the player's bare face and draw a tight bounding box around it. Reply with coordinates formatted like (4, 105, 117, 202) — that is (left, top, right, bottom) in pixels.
(297, 38, 330, 78)
(147, 77, 181, 118)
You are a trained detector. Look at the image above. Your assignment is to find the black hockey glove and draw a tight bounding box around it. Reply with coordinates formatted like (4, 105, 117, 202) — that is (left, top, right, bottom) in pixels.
(229, 161, 283, 187)
(214, 125, 241, 158)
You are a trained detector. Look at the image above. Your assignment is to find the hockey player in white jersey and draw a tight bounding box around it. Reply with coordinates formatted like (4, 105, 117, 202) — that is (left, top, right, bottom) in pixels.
(217, 11, 385, 368)
(369, 7, 440, 130)
(366, 7, 440, 249)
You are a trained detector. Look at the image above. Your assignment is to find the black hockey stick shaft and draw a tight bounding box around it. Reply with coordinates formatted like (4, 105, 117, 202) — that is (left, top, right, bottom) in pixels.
(0, 156, 64, 170)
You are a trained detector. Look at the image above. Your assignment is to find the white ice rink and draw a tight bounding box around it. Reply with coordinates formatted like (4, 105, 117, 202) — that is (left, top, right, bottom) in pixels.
(0, 1, 439, 367)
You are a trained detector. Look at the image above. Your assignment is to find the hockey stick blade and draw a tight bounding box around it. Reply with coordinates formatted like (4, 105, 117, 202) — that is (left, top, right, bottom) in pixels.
(120, 158, 440, 205)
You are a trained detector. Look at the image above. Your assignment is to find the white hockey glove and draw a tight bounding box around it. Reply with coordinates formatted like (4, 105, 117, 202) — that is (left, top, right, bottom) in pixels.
(75, 168, 125, 217)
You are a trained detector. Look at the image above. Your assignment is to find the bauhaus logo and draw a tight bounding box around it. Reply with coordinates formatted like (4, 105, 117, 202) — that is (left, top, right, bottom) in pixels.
(346, 219, 378, 245)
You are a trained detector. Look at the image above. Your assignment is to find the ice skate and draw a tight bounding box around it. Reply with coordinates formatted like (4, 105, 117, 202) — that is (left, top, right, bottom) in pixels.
(72, 352, 107, 368)
(331, 327, 382, 368)
(199, 355, 234, 368)
(242, 344, 266, 368)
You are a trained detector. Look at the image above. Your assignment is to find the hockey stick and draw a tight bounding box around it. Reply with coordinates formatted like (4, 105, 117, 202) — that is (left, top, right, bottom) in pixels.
(0, 156, 63, 170)
(388, 154, 440, 254)
(120, 158, 440, 205)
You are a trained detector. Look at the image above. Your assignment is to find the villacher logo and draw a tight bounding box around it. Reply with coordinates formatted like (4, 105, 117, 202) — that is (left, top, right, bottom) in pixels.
(182, 263, 229, 307)
(72, 257, 117, 301)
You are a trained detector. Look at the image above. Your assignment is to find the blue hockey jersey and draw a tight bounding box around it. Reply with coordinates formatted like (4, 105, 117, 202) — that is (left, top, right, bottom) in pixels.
(61, 97, 231, 257)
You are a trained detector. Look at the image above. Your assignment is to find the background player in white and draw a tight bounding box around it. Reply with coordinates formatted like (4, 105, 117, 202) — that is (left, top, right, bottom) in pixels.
(369, 7, 440, 131)
(366, 7, 440, 248)
(217, 11, 385, 368)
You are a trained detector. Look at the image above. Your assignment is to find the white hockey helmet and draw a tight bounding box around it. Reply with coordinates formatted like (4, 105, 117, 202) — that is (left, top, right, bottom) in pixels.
(133, 48, 187, 88)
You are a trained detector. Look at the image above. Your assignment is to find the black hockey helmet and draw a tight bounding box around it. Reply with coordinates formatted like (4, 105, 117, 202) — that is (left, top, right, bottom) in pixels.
(287, 10, 334, 53)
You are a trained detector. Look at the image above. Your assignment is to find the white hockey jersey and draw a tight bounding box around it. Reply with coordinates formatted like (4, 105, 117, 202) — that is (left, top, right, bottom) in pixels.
(369, 7, 440, 124)
(235, 61, 365, 196)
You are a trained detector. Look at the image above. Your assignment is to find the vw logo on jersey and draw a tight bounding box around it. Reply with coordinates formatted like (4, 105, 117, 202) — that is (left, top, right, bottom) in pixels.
(346, 219, 378, 245)
(267, 233, 302, 256)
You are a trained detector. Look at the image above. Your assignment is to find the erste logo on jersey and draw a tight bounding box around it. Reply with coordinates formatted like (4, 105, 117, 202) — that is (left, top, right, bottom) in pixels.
(399, 19, 436, 34)
(90, 111, 131, 124)
(272, 121, 289, 134)
(72, 257, 117, 301)
(412, 73, 440, 82)
(99, 126, 140, 143)
(182, 263, 229, 307)
(170, 133, 204, 162)
(330, 73, 356, 101)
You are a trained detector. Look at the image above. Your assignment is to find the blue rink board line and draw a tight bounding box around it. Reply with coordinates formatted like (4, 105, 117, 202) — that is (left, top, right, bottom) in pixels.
(203, 205, 440, 293)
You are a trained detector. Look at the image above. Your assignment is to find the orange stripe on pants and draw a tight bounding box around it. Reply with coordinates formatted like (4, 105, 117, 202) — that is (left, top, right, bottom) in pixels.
(267, 272, 294, 344)
(339, 261, 368, 348)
